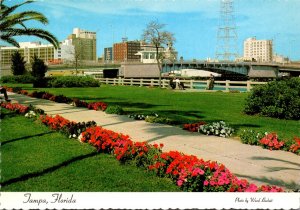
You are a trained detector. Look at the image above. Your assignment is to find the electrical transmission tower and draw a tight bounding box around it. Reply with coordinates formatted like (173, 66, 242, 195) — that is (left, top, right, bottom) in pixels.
(215, 0, 238, 61)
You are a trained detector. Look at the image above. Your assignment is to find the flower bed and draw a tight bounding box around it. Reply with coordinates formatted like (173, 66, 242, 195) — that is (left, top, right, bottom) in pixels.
(183, 121, 206, 132)
(259, 133, 285, 150)
(87, 102, 108, 111)
(0, 102, 29, 114)
(240, 129, 300, 155)
(7, 87, 108, 112)
(290, 137, 300, 155)
(1, 101, 285, 192)
(199, 121, 234, 137)
(40, 114, 96, 139)
(70, 98, 89, 108)
(79, 126, 283, 192)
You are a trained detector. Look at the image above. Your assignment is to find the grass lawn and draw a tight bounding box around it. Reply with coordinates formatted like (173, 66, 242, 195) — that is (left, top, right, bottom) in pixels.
(0, 108, 180, 192)
(5, 83, 300, 140)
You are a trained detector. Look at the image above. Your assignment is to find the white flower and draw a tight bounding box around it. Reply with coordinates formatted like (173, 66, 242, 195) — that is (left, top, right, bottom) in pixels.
(73, 134, 77, 138)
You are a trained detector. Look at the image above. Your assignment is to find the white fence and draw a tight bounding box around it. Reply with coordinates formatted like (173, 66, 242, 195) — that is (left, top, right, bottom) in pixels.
(95, 77, 267, 92)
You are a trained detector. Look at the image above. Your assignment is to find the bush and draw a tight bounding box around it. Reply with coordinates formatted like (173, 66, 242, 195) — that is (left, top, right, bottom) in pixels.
(239, 130, 264, 145)
(128, 114, 147, 120)
(49, 94, 72, 104)
(48, 76, 100, 88)
(128, 112, 159, 120)
(244, 78, 300, 120)
(0, 75, 35, 84)
(31, 55, 47, 79)
(105, 105, 124, 115)
(33, 77, 49, 88)
(62, 121, 97, 139)
(71, 98, 89, 108)
(145, 116, 175, 125)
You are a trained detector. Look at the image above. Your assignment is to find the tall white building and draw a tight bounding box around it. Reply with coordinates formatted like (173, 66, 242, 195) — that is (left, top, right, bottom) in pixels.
(73, 28, 96, 39)
(54, 39, 75, 64)
(243, 37, 273, 62)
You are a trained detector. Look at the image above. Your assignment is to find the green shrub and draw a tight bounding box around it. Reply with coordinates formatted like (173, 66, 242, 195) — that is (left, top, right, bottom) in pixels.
(145, 116, 175, 125)
(0, 75, 35, 84)
(33, 77, 49, 88)
(105, 105, 124, 115)
(48, 76, 100, 88)
(11, 51, 26, 75)
(244, 78, 300, 120)
(31, 55, 47, 79)
(239, 130, 264, 145)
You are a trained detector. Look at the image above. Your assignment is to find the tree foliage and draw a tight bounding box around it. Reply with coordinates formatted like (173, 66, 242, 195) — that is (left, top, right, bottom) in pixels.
(11, 51, 26, 75)
(244, 78, 300, 120)
(142, 20, 176, 87)
(31, 55, 47, 78)
(0, 0, 59, 48)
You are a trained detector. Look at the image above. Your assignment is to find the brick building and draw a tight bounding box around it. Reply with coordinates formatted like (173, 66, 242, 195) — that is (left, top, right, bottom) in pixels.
(113, 41, 141, 62)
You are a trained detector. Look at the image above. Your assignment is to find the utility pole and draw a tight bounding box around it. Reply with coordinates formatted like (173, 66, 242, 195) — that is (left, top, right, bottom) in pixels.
(215, 0, 239, 61)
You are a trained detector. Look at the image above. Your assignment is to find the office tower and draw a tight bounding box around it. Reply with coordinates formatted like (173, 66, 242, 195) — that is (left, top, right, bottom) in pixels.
(244, 37, 273, 62)
(68, 28, 97, 62)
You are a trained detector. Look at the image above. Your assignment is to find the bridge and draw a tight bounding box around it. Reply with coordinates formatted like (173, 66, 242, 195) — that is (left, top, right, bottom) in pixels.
(162, 61, 300, 78)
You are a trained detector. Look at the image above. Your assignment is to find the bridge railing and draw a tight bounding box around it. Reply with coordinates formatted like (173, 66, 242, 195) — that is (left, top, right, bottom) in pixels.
(95, 77, 267, 92)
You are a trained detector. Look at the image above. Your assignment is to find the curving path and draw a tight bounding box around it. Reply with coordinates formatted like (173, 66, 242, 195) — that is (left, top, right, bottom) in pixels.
(7, 92, 300, 191)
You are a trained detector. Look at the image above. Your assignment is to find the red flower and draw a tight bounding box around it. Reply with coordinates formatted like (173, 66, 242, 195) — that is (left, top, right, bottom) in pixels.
(259, 133, 285, 150)
(289, 137, 300, 154)
(183, 121, 206, 132)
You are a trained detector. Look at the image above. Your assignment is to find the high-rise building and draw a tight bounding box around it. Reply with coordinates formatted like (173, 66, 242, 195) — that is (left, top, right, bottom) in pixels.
(113, 41, 141, 62)
(68, 28, 97, 62)
(53, 39, 75, 64)
(243, 37, 273, 62)
(0, 28, 97, 75)
(104, 47, 113, 62)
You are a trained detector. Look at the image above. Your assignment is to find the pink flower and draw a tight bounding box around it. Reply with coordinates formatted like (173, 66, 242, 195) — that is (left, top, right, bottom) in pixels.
(204, 180, 209, 186)
(245, 184, 258, 192)
(177, 180, 183, 186)
(218, 179, 225, 186)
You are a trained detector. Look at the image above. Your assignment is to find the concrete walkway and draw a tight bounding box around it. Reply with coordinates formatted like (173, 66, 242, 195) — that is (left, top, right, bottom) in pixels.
(7, 92, 300, 191)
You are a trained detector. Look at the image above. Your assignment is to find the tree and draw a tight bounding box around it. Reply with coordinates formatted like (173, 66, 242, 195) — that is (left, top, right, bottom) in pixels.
(65, 43, 81, 76)
(31, 54, 47, 79)
(11, 51, 26, 75)
(142, 20, 176, 87)
(0, 0, 59, 48)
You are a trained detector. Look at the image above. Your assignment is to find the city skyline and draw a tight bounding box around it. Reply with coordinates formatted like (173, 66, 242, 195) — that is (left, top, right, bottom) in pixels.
(2, 0, 300, 61)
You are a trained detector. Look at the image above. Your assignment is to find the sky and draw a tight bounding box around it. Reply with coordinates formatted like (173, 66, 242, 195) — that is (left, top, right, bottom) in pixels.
(3, 0, 300, 60)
